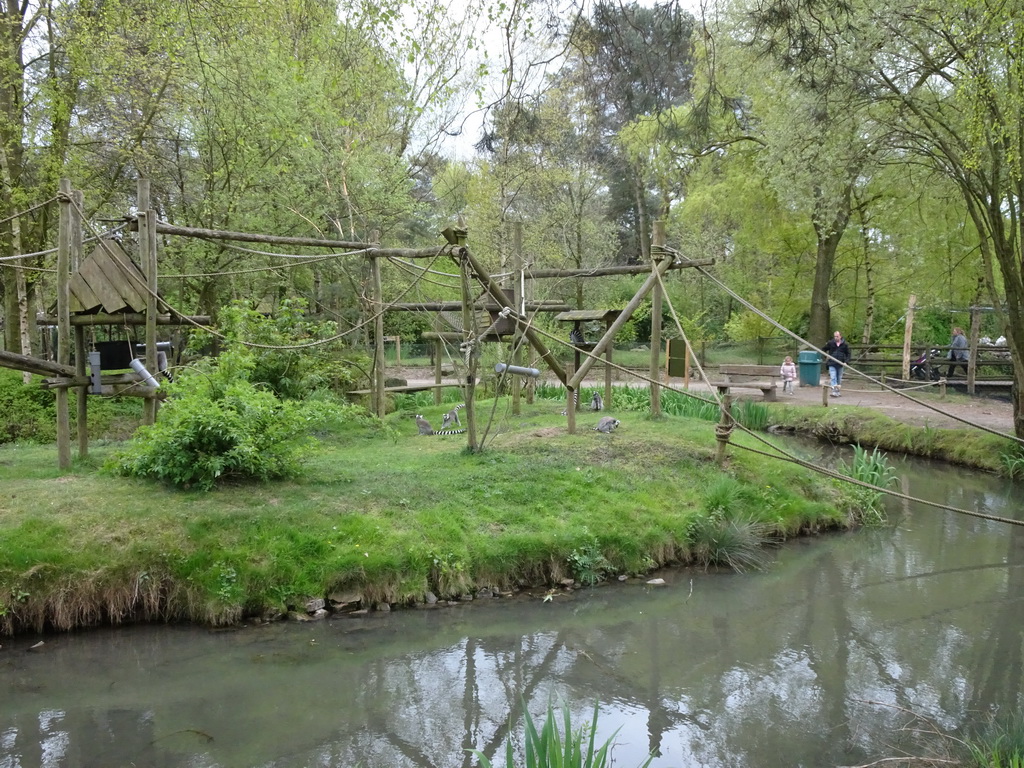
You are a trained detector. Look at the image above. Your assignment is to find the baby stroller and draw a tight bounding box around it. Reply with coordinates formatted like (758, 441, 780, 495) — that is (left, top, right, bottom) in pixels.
(910, 349, 941, 381)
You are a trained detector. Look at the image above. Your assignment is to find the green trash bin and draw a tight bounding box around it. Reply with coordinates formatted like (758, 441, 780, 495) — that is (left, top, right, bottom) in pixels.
(798, 350, 822, 387)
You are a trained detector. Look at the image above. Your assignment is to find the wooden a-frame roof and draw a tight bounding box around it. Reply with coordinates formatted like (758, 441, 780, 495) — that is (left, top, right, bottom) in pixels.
(69, 240, 149, 314)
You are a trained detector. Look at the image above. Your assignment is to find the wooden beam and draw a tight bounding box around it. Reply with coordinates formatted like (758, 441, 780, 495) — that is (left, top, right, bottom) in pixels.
(525, 260, 712, 279)
(0, 349, 75, 377)
(389, 301, 571, 313)
(460, 246, 567, 385)
(649, 221, 666, 417)
(152, 220, 455, 260)
(37, 313, 211, 326)
(56, 180, 72, 469)
(569, 255, 676, 390)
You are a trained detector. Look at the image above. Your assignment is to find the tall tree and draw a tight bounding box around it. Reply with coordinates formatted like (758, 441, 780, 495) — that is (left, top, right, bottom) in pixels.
(567, 0, 696, 261)
(738, 0, 1024, 437)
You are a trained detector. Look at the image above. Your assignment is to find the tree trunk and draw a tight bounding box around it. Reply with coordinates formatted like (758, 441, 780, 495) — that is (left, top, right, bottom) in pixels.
(860, 236, 875, 345)
(807, 187, 852, 347)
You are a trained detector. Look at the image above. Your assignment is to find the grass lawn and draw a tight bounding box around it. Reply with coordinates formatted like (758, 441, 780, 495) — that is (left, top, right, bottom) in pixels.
(0, 400, 856, 637)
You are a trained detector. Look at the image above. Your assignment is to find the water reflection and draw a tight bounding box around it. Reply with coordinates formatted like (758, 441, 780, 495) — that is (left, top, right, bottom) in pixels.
(1, 449, 1021, 768)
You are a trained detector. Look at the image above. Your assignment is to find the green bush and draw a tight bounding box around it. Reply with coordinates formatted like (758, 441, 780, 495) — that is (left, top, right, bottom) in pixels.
(111, 347, 358, 490)
(185, 299, 367, 399)
(0, 369, 56, 443)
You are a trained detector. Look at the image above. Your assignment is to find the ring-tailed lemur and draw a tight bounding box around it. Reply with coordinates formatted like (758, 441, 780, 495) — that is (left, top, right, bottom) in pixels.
(415, 415, 466, 436)
(569, 327, 585, 345)
(593, 416, 620, 433)
(440, 403, 465, 429)
(561, 390, 603, 415)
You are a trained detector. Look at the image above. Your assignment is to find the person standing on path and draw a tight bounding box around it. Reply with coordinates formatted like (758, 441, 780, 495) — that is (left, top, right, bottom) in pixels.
(823, 331, 851, 397)
(947, 327, 969, 378)
(780, 355, 797, 395)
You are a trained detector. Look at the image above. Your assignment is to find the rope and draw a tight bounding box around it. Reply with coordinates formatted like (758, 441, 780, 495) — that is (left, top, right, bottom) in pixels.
(160, 254, 343, 279)
(0, 221, 130, 271)
(733, 440, 1024, 527)
(0, 196, 59, 227)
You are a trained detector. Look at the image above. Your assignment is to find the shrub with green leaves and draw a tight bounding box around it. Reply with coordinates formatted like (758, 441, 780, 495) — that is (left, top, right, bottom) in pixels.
(111, 346, 357, 490)
(0, 369, 56, 443)
(185, 298, 366, 399)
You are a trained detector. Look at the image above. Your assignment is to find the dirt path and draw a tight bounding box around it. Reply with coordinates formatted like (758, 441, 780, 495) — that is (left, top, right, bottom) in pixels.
(685, 376, 1015, 433)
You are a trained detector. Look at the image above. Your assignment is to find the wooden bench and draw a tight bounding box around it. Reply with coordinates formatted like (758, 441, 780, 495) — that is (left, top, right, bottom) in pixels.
(713, 364, 780, 401)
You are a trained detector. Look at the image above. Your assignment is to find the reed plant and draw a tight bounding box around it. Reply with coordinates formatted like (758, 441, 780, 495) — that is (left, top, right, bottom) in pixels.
(841, 444, 898, 525)
(963, 708, 1024, 768)
(999, 445, 1024, 480)
(471, 703, 653, 768)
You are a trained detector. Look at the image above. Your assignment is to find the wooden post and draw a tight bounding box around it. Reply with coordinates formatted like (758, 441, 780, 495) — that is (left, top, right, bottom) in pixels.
(901, 294, 916, 381)
(604, 317, 613, 407)
(822, 383, 830, 407)
(939, 377, 946, 398)
(138, 179, 158, 425)
(511, 222, 523, 415)
(967, 307, 980, 395)
(650, 220, 666, 417)
(72, 189, 88, 458)
(433, 338, 443, 406)
(395, 335, 401, 367)
(569, 255, 676, 390)
(684, 344, 691, 389)
(369, 231, 385, 418)
(56, 179, 72, 469)
(565, 361, 577, 434)
(456, 227, 478, 451)
(460, 246, 567, 385)
(715, 387, 732, 466)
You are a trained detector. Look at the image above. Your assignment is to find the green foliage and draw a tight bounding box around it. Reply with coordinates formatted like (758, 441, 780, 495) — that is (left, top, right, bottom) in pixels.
(186, 300, 365, 400)
(567, 529, 615, 586)
(0, 370, 56, 444)
(999, 444, 1024, 480)
(964, 708, 1024, 768)
(111, 344, 359, 490)
(0, 369, 144, 445)
(688, 477, 775, 572)
(841, 445, 898, 525)
(471, 703, 654, 768)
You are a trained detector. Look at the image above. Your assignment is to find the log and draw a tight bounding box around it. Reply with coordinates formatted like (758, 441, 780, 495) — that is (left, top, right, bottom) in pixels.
(0, 349, 75, 377)
(37, 313, 211, 326)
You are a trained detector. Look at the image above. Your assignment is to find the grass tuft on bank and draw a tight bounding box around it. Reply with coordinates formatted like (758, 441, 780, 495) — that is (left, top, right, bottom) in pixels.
(0, 401, 857, 637)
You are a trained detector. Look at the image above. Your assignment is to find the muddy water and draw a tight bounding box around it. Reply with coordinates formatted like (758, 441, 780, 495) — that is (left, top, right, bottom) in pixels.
(1, 450, 1021, 768)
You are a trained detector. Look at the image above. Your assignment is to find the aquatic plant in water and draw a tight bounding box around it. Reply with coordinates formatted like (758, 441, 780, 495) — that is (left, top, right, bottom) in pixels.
(470, 703, 653, 768)
(842, 444, 898, 525)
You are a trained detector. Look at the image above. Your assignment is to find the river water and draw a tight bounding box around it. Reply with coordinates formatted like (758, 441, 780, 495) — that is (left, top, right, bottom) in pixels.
(1, 448, 1021, 768)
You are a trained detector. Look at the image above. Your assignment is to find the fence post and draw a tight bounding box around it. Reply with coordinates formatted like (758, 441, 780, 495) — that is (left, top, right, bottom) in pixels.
(901, 294, 916, 380)
(968, 307, 980, 395)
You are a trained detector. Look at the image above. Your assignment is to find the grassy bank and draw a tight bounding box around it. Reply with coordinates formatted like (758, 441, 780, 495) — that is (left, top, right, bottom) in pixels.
(0, 401, 855, 637)
(762, 397, 1019, 474)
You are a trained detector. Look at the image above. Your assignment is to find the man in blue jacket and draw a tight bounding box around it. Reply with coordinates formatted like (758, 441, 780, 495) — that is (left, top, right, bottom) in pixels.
(823, 330, 851, 397)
